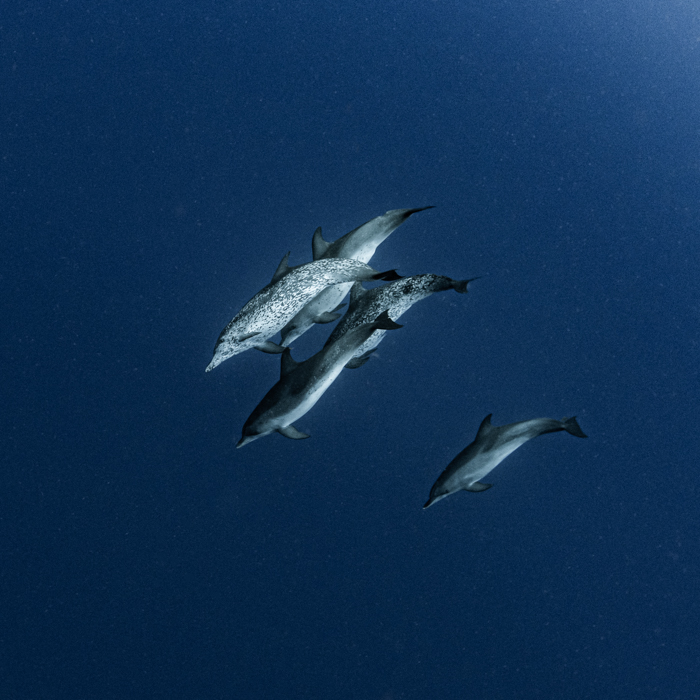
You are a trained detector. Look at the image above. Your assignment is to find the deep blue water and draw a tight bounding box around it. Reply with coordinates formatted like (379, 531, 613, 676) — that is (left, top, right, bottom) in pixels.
(2, 1, 699, 698)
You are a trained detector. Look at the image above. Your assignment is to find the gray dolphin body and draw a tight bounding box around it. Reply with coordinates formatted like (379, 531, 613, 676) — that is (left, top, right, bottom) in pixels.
(206, 258, 400, 372)
(324, 274, 475, 368)
(423, 414, 588, 508)
(237, 311, 402, 447)
(279, 206, 433, 346)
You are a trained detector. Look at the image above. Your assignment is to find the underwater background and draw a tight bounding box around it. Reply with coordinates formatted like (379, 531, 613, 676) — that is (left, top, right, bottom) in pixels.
(2, 0, 699, 698)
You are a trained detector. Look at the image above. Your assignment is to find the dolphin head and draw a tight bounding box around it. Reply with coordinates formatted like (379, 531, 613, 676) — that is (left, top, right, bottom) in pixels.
(423, 482, 450, 509)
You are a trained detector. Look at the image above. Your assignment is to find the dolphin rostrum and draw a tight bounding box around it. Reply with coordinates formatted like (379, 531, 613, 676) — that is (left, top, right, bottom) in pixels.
(324, 274, 476, 368)
(237, 311, 403, 447)
(423, 414, 588, 508)
(279, 206, 433, 346)
(206, 257, 401, 372)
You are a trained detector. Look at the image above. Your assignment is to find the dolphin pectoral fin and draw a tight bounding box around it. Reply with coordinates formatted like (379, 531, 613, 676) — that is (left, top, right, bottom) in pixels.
(466, 482, 492, 492)
(332, 303, 346, 312)
(238, 331, 261, 342)
(277, 425, 310, 440)
(345, 349, 377, 369)
(254, 341, 286, 354)
(314, 311, 342, 324)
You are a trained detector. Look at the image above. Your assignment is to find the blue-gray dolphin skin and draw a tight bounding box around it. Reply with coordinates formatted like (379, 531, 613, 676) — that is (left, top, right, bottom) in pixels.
(279, 206, 433, 346)
(206, 258, 401, 372)
(237, 311, 403, 447)
(423, 414, 588, 508)
(324, 274, 476, 368)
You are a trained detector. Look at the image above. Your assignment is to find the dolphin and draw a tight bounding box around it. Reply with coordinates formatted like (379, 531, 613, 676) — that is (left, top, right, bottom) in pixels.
(324, 274, 476, 368)
(279, 206, 433, 346)
(237, 311, 403, 447)
(423, 414, 588, 508)
(206, 257, 401, 372)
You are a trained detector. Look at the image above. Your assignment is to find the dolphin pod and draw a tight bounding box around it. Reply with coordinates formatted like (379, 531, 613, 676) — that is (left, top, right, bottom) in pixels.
(279, 206, 434, 346)
(206, 207, 587, 508)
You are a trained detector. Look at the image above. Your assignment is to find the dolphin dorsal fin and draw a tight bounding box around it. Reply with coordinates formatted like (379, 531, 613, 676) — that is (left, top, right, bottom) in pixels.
(271, 252, 292, 284)
(349, 281, 367, 307)
(476, 414, 494, 439)
(312, 227, 331, 260)
(280, 347, 299, 378)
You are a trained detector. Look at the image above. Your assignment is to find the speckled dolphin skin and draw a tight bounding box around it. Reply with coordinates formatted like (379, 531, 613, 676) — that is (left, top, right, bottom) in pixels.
(324, 274, 475, 368)
(279, 206, 433, 346)
(423, 415, 588, 508)
(237, 311, 403, 447)
(206, 257, 401, 372)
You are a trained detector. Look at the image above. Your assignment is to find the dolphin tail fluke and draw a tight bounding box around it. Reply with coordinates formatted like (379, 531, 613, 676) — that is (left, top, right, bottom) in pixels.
(345, 349, 377, 369)
(372, 269, 403, 281)
(372, 310, 403, 331)
(452, 276, 481, 294)
(561, 417, 587, 438)
(400, 205, 436, 221)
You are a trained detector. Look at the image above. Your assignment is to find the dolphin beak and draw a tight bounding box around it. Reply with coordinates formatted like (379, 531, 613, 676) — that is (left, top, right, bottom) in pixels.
(236, 434, 259, 448)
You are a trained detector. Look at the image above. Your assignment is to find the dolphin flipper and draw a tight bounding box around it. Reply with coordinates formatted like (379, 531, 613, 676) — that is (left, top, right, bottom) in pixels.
(465, 482, 492, 492)
(314, 311, 343, 324)
(277, 425, 310, 440)
(345, 349, 377, 369)
(254, 341, 286, 354)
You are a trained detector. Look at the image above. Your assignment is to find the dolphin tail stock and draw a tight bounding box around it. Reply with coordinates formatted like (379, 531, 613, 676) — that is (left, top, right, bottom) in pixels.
(371, 310, 403, 332)
(561, 417, 587, 438)
(451, 276, 481, 294)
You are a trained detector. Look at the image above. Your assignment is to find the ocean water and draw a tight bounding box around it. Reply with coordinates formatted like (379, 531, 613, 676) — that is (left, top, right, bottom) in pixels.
(2, 1, 699, 698)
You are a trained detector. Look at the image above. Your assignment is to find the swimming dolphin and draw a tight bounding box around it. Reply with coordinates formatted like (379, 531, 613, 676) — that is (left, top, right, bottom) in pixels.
(237, 311, 402, 447)
(279, 206, 433, 346)
(206, 257, 401, 372)
(324, 274, 476, 368)
(423, 414, 587, 508)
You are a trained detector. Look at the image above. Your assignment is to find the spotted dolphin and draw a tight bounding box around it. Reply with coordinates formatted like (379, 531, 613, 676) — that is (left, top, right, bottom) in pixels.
(423, 414, 587, 508)
(279, 206, 433, 346)
(324, 274, 476, 368)
(237, 311, 402, 447)
(206, 257, 401, 372)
